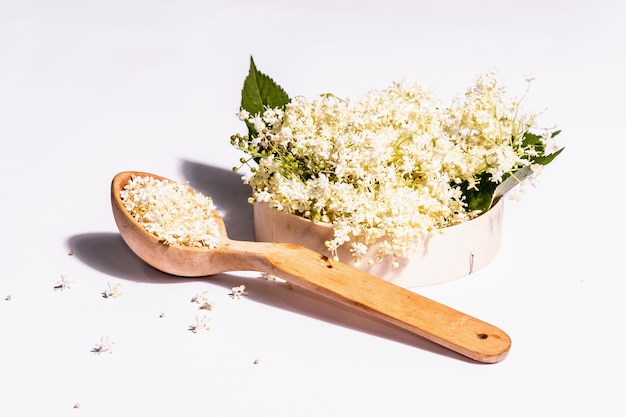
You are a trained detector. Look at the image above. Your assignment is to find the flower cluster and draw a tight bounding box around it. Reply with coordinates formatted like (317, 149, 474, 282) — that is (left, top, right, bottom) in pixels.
(232, 59, 562, 266)
(120, 175, 221, 249)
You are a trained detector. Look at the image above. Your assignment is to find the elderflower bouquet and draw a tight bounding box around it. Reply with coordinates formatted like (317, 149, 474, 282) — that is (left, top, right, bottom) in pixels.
(231, 57, 563, 267)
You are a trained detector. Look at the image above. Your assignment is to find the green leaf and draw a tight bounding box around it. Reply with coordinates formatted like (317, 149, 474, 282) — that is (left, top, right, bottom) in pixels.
(241, 56, 290, 137)
(532, 146, 565, 165)
(521, 129, 562, 150)
(521, 131, 543, 147)
(461, 172, 498, 212)
(489, 130, 564, 202)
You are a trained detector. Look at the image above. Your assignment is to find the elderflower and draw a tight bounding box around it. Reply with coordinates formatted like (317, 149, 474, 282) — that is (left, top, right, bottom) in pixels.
(228, 285, 248, 300)
(189, 315, 211, 333)
(120, 175, 221, 248)
(54, 275, 73, 291)
(190, 290, 216, 310)
(92, 336, 115, 355)
(102, 282, 123, 299)
(232, 58, 563, 266)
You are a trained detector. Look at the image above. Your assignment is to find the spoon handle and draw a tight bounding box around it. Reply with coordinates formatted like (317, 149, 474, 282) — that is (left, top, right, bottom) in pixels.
(225, 240, 511, 363)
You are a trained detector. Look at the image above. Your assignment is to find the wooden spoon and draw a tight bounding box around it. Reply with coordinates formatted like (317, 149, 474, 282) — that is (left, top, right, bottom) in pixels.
(111, 171, 511, 363)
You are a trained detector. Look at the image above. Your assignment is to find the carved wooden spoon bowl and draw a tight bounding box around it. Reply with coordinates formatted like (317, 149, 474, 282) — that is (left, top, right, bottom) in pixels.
(111, 171, 511, 363)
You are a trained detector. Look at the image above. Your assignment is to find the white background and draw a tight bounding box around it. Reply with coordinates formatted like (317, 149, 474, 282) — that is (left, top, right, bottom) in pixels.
(1, 1, 625, 416)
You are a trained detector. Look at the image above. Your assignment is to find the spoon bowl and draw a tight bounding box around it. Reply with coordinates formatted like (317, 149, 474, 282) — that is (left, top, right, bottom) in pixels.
(111, 171, 511, 363)
(111, 171, 232, 276)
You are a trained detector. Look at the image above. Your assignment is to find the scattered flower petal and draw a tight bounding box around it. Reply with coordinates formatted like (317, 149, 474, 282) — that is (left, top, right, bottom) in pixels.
(189, 315, 211, 333)
(54, 275, 73, 291)
(102, 282, 123, 299)
(259, 273, 279, 281)
(191, 291, 216, 310)
(229, 285, 248, 300)
(91, 337, 115, 355)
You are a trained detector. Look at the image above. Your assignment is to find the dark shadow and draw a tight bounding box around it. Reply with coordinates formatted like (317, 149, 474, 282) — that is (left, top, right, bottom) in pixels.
(66, 231, 479, 363)
(178, 159, 255, 242)
(207, 273, 479, 363)
(67, 232, 197, 284)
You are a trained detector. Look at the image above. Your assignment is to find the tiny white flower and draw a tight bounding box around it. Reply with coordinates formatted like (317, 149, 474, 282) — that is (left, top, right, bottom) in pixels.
(259, 273, 279, 281)
(54, 275, 73, 291)
(237, 109, 250, 121)
(190, 290, 207, 303)
(92, 336, 115, 355)
(229, 285, 248, 300)
(190, 290, 216, 310)
(250, 115, 266, 134)
(102, 282, 123, 299)
(189, 315, 211, 333)
(530, 164, 543, 175)
(241, 171, 254, 185)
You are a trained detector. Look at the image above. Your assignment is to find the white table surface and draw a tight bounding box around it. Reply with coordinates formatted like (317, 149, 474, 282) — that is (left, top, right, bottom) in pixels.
(1, 1, 625, 416)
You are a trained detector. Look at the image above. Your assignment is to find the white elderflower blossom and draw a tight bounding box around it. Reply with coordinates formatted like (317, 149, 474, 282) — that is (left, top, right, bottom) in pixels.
(190, 290, 216, 311)
(237, 109, 250, 121)
(229, 285, 249, 300)
(189, 315, 211, 333)
(120, 175, 221, 249)
(92, 336, 115, 355)
(233, 70, 562, 265)
(102, 282, 123, 299)
(54, 275, 73, 291)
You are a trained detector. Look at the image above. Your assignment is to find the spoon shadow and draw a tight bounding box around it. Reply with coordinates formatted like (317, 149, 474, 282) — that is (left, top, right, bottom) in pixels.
(67, 232, 196, 284)
(67, 232, 474, 363)
(208, 273, 476, 363)
(179, 159, 254, 242)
